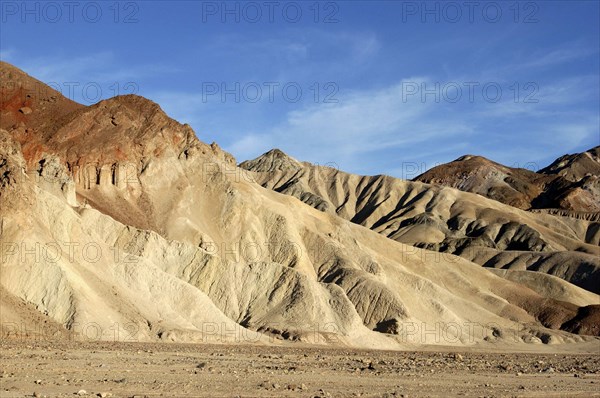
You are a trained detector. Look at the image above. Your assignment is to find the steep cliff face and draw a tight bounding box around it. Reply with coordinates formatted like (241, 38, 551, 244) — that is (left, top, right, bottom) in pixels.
(1, 62, 599, 347)
(46, 95, 235, 233)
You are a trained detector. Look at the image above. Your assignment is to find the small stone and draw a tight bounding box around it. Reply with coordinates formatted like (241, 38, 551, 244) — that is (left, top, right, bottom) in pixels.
(19, 107, 32, 115)
(97, 393, 111, 398)
(272, 383, 280, 389)
(33, 393, 41, 398)
(77, 390, 88, 396)
(34, 379, 42, 384)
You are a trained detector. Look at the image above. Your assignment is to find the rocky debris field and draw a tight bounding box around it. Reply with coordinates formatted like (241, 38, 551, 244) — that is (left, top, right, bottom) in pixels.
(1, 340, 599, 397)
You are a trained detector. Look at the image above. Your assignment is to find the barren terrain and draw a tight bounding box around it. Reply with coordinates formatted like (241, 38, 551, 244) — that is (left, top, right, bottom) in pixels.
(1, 339, 599, 398)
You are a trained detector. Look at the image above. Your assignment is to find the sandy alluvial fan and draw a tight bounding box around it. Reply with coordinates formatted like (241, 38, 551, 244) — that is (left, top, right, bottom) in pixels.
(1, 62, 599, 349)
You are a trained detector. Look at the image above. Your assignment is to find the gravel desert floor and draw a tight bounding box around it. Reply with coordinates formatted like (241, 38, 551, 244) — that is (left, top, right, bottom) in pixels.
(1, 340, 599, 398)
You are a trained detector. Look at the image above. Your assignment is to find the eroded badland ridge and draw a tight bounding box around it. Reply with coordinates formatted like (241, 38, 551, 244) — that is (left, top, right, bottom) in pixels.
(1, 61, 599, 352)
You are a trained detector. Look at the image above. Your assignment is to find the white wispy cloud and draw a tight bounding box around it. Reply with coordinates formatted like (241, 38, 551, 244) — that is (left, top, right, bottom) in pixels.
(226, 78, 474, 169)
(519, 46, 598, 70)
(4, 51, 115, 82)
(196, 28, 381, 83)
(478, 41, 599, 78)
(225, 70, 599, 175)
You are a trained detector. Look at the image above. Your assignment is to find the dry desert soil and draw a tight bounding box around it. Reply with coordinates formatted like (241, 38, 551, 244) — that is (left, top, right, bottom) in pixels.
(1, 339, 599, 398)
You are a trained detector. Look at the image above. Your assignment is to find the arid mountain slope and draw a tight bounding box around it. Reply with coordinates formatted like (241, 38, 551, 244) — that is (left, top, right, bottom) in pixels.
(539, 146, 600, 182)
(0, 61, 83, 138)
(1, 62, 599, 349)
(240, 149, 600, 293)
(413, 151, 600, 212)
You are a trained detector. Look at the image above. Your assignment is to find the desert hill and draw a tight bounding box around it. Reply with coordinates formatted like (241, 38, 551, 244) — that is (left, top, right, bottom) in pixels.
(240, 150, 600, 294)
(539, 146, 600, 181)
(413, 151, 600, 212)
(1, 62, 599, 349)
(0, 61, 83, 141)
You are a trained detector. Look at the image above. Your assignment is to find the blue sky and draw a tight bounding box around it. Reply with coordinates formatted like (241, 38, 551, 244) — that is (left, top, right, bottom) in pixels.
(1, 1, 599, 178)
